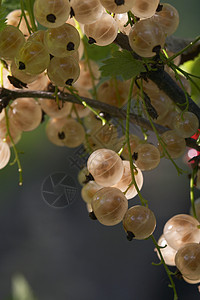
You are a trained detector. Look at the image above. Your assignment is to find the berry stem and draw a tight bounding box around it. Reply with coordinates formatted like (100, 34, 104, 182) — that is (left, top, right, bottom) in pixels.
(66, 86, 107, 125)
(25, 0, 38, 32)
(150, 235, 178, 300)
(71, 103, 93, 154)
(74, 20, 98, 100)
(0, 60, 3, 87)
(190, 168, 197, 219)
(166, 59, 200, 95)
(126, 77, 147, 206)
(167, 36, 200, 63)
(20, 0, 32, 34)
(4, 108, 23, 186)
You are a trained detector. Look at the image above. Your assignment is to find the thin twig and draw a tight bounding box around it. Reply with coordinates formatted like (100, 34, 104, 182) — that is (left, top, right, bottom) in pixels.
(1, 87, 200, 151)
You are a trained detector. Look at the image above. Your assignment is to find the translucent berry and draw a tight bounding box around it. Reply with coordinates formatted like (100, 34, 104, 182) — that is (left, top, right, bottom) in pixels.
(46, 117, 69, 146)
(163, 214, 200, 251)
(10, 61, 38, 84)
(131, 0, 160, 19)
(123, 205, 156, 240)
(112, 160, 143, 200)
(152, 3, 179, 36)
(128, 19, 165, 57)
(8, 98, 42, 131)
(44, 23, 80, 57)
(0, 110, 22, 146)
(100, 0, 135, 14)
(92, 187, 128, 226)
(81, 181, 103, 204)
(97, 79, 130, 108)
(47, 56, 80, 87)
(158, 130, 186, 159)
(84, 13, 118, 46)
(134, 143, 160, 171)
(156, 234, 177, 266)
(61, 118, 85, 148)
(15, 41, 50, 75)
(70, 0, 104, 24)
(173, 111, 199, 138)
(175, 243, 200, 280)
(0, 140, 11, 169)
(39, 98, 72, 119)
(0, 25, 25, 60)
(87, 148, 124, 186)
(34, 0, 70, 28)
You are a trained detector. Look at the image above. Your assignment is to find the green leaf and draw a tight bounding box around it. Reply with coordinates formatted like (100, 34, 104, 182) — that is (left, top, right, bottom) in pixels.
(180, 54, 200, 102)
(99, 50, 146, 80)
(2, 0, 20, 14)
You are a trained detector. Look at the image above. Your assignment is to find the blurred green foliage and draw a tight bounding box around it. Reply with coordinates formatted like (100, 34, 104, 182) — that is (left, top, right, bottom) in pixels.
(181, 54, 200, 103)
(2, 0, 20, 14)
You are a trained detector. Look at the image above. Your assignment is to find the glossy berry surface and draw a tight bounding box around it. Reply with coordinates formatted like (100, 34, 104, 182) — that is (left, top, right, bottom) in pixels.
(123, 205, 156, 240)
(92, 187, 128, 226)
(87, 149, 124, 187)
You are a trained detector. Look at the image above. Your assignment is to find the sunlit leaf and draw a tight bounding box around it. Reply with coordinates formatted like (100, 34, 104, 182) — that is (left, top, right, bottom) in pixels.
(100, 50, 146, 80)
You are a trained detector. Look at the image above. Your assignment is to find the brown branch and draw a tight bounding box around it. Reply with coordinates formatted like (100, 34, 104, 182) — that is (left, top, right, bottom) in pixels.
(1, 87, 200, 151)
(0, 87, 163, 132)
(114, 33, 200, 63)
(113, 33, 200, 121)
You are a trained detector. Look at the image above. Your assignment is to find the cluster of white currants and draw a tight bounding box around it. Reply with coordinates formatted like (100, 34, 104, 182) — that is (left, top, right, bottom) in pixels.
(79, 148, 156, 241)
(0, 1, 94, 168)
(0, 1, 81, 86)
(70, 0, 179, 58)
(156, 214, 200, 284)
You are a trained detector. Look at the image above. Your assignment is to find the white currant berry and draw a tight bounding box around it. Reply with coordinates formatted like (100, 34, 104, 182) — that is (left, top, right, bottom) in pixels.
(123, 205, 156, 240)
(163, 214, 200, 251)
(87, 148, 124, 187)
(92, 187, 128, 226)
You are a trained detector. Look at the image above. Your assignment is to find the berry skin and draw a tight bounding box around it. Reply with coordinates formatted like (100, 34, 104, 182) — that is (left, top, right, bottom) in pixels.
(163, 214, 200, 251)
(44, 23, 80, 57)
(0, 25, 25, 60)
(156, 235, 177, 266)
(87, 149, 124, 187)
(152, 3, 179, 36)
(34, 0, 70, 28)
(84, 13, 118, 47)
(70, 0, 104, 24)
(91, 187, 128, 226)
(15, 41, 50, 75)
(131, 0, 160, 19)
(172, 111, 199, 138)
(128, 19, 166, 57)
(123, 205, 156, 240)
(100, 0, 135, 14)
(8, 98, 42, 132)
(112, 160, 143, 200)
(175, 243, 200, 281)
(158, 130, 186, 159)
(47, 56, 80, 87)
(134, 143, 160, 171)
(0, 140, 11, 170)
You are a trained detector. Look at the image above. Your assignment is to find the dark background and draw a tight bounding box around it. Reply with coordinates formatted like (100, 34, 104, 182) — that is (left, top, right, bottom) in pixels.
(0, 0, 200, 299)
